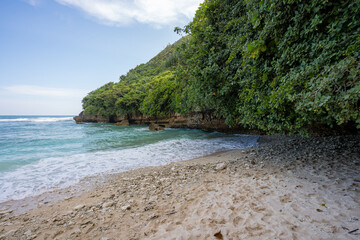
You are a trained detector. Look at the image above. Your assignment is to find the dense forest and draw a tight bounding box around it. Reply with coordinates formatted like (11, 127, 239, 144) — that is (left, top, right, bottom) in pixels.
(81, 0, 359, 135)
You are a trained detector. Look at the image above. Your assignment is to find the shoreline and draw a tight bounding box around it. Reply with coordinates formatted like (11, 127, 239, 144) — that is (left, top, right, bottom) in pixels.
(0, 147, 250, 217)
(1, 135, 359, 239)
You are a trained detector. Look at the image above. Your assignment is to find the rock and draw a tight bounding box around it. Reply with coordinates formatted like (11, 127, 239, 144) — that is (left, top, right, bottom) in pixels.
(73, 111, 109, 123)
(147, 213, 159, 220)
(102, 201, 114, 209)
(0, 210, 12, 215)
(214, 231, 224, 239)
(144, 204, 154, 212)
(149, 123, 164, 131)
(121, 204, 131, 211)
(149, 196, 158, 202)
(24, 230, 37, 240)
(215, 163, 227, 171)
(73, 111, 264, 134)
(114, 120, 129, 126)
(70, 228, 81, 236)
(74, 204, 85, 211)
(165, 210, 177, 215)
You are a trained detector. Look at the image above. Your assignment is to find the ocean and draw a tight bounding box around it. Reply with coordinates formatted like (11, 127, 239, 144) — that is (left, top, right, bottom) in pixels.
(0, 115, 259, 203)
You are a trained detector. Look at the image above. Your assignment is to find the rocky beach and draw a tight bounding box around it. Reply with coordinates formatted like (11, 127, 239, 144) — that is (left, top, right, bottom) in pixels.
(0, 134, 359, 240)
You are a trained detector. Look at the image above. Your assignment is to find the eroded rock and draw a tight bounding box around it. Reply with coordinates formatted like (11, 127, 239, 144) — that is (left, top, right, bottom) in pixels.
(149, 123, 164, 131)
(114, 120, 129, 126)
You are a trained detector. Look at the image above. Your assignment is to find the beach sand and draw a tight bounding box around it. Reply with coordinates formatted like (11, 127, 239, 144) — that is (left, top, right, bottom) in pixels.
(0, 135, 359, 240)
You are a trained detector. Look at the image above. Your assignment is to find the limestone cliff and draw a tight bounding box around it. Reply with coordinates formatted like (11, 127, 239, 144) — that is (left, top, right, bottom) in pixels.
(73, 111, 262, 134)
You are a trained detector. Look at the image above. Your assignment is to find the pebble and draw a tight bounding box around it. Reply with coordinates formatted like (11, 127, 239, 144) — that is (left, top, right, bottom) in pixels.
(121, 204, 131, 211)
(102, 201, 114, 209)
(147, 213, 159, 220)
(24, 230, 37, 240)
(24, 230, 32, 236)
(215, 163, 227, 171)
(149, 196, 158, 202)
(74, 204, 85, 211)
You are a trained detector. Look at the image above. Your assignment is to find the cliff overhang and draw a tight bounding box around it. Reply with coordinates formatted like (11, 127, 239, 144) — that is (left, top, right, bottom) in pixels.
(73, 111, 263, 134)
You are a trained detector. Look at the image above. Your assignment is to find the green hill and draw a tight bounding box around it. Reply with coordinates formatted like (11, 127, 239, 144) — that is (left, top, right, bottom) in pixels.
(81, 37, 186, 119)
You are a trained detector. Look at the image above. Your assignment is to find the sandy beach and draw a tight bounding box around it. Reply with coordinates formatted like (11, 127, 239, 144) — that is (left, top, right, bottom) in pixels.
(0, 135, 359, 240)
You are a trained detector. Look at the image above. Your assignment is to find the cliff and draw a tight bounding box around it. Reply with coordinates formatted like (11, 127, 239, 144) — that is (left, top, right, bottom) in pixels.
(74, 111, 358, 136)
(73, 111, 263, 134)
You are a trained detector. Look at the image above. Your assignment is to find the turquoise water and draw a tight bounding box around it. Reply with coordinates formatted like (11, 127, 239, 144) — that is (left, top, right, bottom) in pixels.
(0, 115, 258, 202)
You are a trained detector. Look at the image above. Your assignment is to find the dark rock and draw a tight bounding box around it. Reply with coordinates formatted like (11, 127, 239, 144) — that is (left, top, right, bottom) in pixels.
(214, 231, 223, 239)
(73, 110, 263, 134)
(73, 111, 109, 123)
(149, 123, 164, 131)
(114, 120, 129, 126)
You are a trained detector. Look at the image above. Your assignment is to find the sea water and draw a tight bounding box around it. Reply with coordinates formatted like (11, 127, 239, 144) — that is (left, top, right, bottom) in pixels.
(0, 115, 258, 202)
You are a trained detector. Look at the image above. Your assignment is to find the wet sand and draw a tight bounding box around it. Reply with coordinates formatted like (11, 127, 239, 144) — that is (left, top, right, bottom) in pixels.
(0, 135, 359, 240)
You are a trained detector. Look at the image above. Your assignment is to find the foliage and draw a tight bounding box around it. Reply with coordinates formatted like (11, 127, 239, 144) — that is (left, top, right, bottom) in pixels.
(178, 0, 360, 133)
(82, 0, 359, 135)
(81, 39, 185, 118)
(141, 71, 179, 116)
(83, 82, 118, 116)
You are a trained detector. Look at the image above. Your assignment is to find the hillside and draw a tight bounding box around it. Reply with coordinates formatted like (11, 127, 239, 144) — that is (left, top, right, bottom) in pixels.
(78, 0, 359, 135)
(81, 37, 186, 119)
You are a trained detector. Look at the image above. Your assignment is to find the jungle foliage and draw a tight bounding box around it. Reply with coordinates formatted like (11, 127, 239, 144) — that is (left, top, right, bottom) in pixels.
(177, 0, 359, 134)
(82, 0, 359, 134)
(82, 39, 184, 118)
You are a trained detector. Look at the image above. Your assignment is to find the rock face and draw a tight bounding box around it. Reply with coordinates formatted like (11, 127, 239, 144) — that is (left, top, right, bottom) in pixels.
(73, 112, 109, 123)
(149, 123, 164, 131)
(73, 111, 262, 134)
(114, 120, 129, 126)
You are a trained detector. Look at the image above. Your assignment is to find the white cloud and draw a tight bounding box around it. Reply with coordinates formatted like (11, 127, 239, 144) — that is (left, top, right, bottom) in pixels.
(3, 85, 88, 98)
(55, 0, 203, 27)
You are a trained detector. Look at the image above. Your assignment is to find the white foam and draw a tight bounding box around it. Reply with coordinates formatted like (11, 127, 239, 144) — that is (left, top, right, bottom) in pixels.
(0, 135, 258, 202)
(0, 117, 73, 122)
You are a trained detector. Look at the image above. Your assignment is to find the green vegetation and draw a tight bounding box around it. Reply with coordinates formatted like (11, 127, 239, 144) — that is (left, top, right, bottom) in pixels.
(82, 0, 359, 134)
(82, 39, 184, 118)
(142, 71, 179, 117)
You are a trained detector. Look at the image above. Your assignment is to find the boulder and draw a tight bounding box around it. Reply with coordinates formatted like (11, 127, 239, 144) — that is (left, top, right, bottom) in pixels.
(114, 120, 129, 126)
(149, 123, 164, 131)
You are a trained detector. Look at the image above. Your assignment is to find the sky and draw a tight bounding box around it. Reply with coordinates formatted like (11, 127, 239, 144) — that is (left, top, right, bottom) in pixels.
(0, 0, 202, 115)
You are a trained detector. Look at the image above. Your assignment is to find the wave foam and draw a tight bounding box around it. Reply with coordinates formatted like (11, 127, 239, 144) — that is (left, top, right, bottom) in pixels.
(0, 117, 73, 122)
(0, 135, 258, 202)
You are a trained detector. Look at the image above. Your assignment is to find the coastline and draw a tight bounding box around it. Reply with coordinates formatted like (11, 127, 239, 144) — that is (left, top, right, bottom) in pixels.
(1, 135, 359, 239)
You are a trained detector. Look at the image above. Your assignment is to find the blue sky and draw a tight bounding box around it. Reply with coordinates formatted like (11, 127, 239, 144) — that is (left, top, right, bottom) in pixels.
(0, 0, 201, 115)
